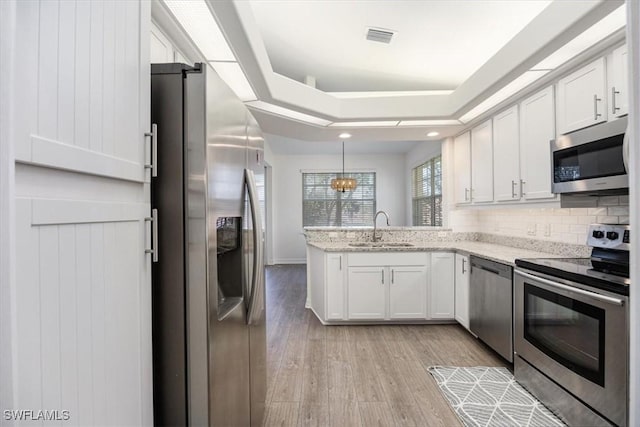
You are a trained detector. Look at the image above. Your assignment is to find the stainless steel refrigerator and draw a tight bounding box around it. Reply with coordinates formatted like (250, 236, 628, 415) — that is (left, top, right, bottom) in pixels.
(150, 63, 266, 427)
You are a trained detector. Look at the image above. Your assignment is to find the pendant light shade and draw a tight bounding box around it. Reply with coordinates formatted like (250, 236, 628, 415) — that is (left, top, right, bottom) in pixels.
(331, 141, 357, 192)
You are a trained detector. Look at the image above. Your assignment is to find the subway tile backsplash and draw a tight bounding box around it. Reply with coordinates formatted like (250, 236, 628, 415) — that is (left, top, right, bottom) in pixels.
(452, 198, 629, 245)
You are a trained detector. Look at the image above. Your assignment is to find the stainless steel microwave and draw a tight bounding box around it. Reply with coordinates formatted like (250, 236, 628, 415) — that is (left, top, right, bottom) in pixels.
(551, 118, 629, 194)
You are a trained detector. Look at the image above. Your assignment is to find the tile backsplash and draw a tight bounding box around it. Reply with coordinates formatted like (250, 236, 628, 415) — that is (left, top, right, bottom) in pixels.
(450, 196, 629, 245)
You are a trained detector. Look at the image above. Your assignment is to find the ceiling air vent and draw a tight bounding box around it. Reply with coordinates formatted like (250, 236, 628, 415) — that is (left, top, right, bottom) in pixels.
(366, 27, 394, 44)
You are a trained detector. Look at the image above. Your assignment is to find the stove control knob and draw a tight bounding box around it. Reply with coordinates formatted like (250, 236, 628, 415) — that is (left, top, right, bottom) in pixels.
(606, 231, 619, 240)
(592, 230, 605, 239)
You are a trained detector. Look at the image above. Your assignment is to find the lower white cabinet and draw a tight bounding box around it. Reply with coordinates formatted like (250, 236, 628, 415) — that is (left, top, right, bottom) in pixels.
(430, 252, 455, 319)
(389, 266, 428, 319)
(307, 248, 455, 323)
(347, 267, 387, 319)
(454, 254, 470, 329)
(326, 253, 345, 320)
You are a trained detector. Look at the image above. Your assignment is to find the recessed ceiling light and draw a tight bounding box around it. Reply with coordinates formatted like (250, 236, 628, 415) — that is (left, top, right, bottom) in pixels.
(339, 133, 352, 139)
(427, 131, 440, 137)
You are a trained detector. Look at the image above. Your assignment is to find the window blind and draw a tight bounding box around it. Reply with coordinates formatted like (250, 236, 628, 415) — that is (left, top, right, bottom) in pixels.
(302, 172, 376, 227)
(412, 156, 442, 226)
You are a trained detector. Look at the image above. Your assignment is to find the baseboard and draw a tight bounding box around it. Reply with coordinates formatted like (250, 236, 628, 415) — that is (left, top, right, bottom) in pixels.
(272, 258, 306, 265)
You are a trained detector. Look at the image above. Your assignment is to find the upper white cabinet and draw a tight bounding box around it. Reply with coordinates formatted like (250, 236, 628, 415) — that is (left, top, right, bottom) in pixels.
(454, 254, 470, 330)
(470, 120, 494, 203)
(520, 86, 556, 200)
(430, 252, 455, 319)
(454, 132, 472, 204)
(557, 57, 608, 134)
(493, 106, 520, 202)
(610, 44, 628, 118)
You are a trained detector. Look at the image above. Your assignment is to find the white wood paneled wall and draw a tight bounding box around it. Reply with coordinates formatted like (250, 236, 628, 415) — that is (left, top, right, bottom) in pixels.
(3, 0, 152, 425)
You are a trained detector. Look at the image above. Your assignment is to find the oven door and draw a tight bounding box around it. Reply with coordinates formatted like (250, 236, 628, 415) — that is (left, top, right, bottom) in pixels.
(514, 269, 628, 426)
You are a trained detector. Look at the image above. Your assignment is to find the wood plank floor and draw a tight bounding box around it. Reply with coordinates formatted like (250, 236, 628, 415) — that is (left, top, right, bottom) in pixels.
(263, 264, 508, 427)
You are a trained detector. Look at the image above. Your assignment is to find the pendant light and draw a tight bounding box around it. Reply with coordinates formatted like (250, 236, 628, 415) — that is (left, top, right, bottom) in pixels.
(331, 137, 357, 193)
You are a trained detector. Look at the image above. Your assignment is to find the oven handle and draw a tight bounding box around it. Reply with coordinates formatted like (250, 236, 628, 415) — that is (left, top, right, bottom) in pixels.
(516, 270, 625, 306)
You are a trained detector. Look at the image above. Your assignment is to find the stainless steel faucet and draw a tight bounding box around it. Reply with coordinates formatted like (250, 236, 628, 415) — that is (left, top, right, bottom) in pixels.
(373, 210, 390, 242)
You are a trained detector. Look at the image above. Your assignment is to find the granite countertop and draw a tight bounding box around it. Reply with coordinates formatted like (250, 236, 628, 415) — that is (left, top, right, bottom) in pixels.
(307, 240, 562, 266)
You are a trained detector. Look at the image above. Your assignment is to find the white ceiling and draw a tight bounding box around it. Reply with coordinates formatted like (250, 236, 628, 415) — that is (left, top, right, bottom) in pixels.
(266, 133, 424, 155)
(159, 0, 626, 149)
(248, 0, 552, 92)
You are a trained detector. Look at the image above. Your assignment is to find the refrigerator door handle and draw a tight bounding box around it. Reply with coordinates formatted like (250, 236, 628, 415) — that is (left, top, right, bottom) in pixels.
(245, 169, 264, 325)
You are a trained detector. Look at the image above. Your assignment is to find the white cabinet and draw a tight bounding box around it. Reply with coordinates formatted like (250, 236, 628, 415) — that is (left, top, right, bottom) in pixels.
(557, 57, 607, 134)
(430, 252, 455, 319)
(389, 266, 428, 319)
(454, 254, 470, 330)
(348, 267, 387, 320)
(610, 44, 628, 118)
(470, 120, 494, 203)
(454, 132, 472, 204)
(493, 106, 520, 202)
(326, 253, 345, 320)
(520, 86, 556, 200)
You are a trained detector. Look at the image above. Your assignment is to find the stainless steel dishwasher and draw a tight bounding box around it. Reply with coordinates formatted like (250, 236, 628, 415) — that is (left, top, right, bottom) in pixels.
(469, 256, 513, 362)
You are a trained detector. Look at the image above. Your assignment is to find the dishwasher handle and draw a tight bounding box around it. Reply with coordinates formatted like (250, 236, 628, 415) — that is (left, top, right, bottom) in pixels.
(470, 256, 512, 279)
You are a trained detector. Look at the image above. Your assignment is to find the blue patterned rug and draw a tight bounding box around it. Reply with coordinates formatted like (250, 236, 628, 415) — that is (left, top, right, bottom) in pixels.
(428, 366, 566, 427)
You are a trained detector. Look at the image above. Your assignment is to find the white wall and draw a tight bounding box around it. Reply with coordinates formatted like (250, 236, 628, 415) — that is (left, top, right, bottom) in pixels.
(404, 141, 442, 225)
(271, 151, 407, 263)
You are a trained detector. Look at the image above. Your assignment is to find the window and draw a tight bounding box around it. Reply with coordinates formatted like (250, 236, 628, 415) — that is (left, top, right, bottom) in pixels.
(302, 172, 376, 226)
(412, 156, 442, 226)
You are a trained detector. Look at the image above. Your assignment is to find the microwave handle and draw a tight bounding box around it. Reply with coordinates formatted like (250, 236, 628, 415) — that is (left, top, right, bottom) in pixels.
(623, 129, 629, 173)
(516, 270, 625, 306)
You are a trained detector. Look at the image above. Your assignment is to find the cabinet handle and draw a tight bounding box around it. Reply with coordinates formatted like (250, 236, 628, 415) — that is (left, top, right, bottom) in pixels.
(593, 94, 602, 120)
(462, 258, 467, 274)
(339, 256, 342, 270)
(612, 87, 620, 114)
(145, 208, 158, 263)
(391, 269, 395, 284)
(381, 269, 384, 284)
(144, 123, 158, 178)
(520, 179, 525, 196)
(511, 180, 518, 198)
(464, 188, 469, 201)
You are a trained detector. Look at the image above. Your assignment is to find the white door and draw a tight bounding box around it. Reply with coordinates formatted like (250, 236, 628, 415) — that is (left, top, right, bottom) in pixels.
(611, 44, 628, 118)
(557, 57, 608, 134)
(470, 120, 494, 203)
(520, 86, 556, 200)
(493, 106, 520, 202)
(7, 1, 153, 424)
(454, 254, 470, 330)
(453, 131, 472, 204)
(326, 253, 345, 320)
(430, 253, 455, 319)
(347, 267, 386, 320)
(389, 266, 427, 319)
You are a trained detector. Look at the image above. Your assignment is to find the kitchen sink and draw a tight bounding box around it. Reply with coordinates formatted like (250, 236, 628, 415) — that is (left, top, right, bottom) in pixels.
(348, 242, 414, 248)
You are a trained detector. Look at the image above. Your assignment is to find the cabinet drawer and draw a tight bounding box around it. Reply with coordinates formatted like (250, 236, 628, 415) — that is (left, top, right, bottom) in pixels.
(348, 252, 428, 266)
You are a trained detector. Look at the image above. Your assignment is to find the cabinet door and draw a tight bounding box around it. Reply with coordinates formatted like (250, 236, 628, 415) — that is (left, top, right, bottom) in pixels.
(453, 132, 472, 204)
(347, 267, 386, 320)
(326, 254, 345, 320)
(520, 86, 556, 200)
(557, 57, 607, 134)
(611, 44, 628, 118)
(430, 253, 455, 319)
(470, 120, 494, 203)
(454, 254, 470, 329)
(389, 266, 427, 319)
(493, 106, 520, 201)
